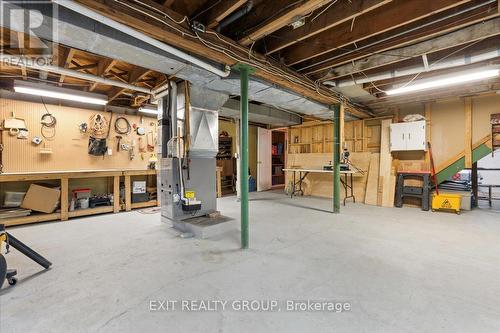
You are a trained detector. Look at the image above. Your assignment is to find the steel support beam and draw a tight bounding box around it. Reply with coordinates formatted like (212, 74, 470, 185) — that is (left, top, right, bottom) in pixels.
(234, 63, 255, 249)
(332, 104, 341, 213)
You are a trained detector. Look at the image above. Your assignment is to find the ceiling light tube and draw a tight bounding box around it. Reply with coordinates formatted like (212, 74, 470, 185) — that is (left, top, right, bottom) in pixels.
(386, 69, 500, 96)
(14, 80, 108, 105)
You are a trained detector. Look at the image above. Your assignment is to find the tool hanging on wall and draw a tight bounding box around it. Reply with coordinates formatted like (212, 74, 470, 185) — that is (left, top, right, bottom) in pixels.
(88, 114, 109, 139)
(106, 111, 113, 138)
(40, 113, 56, 140)
(116, 135, 122, 152)
(130, 139, 136, 160)
(147, 131, 155, 151)
(136, 127, 146, 135)
(88, 137, 108, 156)
(138, 137, 146, 153)
(32, 137, 42, 145)
(114, 116, 131, 135)
(39, 142, 53, 155)
(40, 98, 57, 140)
(88, 114, 109, 157)
(16, 130, 28, 139)
(3, 112, 27, 136)
(78, 122, 88, 133)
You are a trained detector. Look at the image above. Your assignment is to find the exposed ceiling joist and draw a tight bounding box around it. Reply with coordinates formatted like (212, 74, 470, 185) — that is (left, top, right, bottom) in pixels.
(238, 0, 332, 46)
(328, 17, 500, 79)
(265, 0, 392, 54)
(90, 58, 117, 91)
(196, 0, 247, 29)
(58, 47, 76, 86)
(108, 67, 152, 102)
(282, 0, 472, 66)
(301, 0, 499, 77)
(162, 0, 175, 7)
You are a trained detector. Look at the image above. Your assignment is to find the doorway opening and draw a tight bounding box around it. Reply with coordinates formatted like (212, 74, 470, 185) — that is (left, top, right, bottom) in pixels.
(272, 131, 286, 188)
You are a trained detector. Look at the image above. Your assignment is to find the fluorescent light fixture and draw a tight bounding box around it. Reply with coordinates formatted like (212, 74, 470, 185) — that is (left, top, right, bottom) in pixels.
(14, 80, 108, 105)
(386, 69, 500, 96)
(138, 105, 158, 116)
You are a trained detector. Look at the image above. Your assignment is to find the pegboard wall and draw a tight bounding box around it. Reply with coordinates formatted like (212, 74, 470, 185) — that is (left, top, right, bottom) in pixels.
(0, 98, 158, 173)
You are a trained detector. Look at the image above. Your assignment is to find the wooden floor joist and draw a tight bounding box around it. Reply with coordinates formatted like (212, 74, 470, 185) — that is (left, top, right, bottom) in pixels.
(282, 0, 471, 66)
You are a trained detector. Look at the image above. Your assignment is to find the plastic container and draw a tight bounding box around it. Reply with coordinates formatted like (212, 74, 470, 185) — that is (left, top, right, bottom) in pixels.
(78, 198, 90, 209)
(4, 191, 27, 207)
(249, 176, 256, 192)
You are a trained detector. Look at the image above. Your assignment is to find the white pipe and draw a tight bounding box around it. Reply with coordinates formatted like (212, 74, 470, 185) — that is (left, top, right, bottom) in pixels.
(53, 0, 231, 78)
(326, 48, 500, 88)
(2, 55, 152, 94)
(171, 82, 178, 140)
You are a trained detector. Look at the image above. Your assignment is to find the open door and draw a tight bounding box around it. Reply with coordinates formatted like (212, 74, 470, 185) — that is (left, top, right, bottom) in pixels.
(257, 127, 272, 191)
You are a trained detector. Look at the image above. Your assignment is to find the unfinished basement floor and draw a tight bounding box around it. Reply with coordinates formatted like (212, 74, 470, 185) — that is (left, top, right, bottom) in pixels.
(1, 191, 500, 332)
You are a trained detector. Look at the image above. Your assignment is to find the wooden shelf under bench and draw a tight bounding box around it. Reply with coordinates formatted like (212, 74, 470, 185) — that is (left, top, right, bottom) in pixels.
(0, 169, 158, 227)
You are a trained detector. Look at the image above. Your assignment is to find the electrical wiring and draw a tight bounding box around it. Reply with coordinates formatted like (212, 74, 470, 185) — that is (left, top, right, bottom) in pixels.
(191, 0, 221, 21)
(113, 0, 193, 37)
(40, 98, 57, 140)
(311, 0, 338, 22)
(114, 116, 131, 135)
(126, 0, 188, 24)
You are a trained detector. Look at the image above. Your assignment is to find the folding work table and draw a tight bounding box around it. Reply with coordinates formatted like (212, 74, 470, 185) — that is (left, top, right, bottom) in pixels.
(282, 168, 359, 205)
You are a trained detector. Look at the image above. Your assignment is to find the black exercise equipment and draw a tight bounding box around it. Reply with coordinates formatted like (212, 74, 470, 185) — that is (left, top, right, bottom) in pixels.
(0, 224, 52, 288)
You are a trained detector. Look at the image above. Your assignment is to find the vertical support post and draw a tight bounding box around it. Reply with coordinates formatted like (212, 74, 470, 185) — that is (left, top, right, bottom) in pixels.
(234, 63, 255, 249)
(472, 162, 478, 208)
(424, 102, 432, 169)
(113, 175, 121, 213)
(125, 174, 132, 211)
(60, 177, 69, 221)
(235, 119, 241, 200)
(339, 103, 345, 152)
(332, 104, 341, 213)
(464, 96, 472, 169)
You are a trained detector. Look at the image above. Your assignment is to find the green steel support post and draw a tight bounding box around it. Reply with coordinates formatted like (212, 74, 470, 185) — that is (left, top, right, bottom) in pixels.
(233, 63, 255, 249)
(332, 104, 341, 213)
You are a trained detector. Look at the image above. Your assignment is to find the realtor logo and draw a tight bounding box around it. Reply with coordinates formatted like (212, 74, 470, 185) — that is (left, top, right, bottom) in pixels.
(1, 0, 58, 62)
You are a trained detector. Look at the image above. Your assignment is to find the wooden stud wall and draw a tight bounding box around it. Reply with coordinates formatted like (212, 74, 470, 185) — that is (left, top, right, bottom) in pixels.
(0, 98, 157, 173)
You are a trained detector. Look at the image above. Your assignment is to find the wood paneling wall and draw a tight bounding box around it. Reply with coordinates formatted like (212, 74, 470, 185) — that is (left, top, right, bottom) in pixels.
(0, 98, 157, 172)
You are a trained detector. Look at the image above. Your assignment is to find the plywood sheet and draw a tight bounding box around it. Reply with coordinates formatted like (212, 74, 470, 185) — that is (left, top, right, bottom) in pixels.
(364, 153, 379, 205)
(0, 98, 157, 172)
(379, 119, 394, 207)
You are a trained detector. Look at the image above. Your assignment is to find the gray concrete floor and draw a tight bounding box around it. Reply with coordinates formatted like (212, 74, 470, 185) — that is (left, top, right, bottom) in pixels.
(1, 191, 500, 333)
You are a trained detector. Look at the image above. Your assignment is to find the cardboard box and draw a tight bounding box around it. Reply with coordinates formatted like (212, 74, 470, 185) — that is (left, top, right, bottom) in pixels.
(21, 184, 60, 213)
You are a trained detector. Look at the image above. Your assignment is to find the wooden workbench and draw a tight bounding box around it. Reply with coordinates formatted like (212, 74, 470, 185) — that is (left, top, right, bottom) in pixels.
(0, 169, 158, 227)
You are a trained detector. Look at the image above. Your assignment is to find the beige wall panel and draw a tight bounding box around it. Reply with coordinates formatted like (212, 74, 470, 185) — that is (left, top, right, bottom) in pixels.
(428, 99, 464, 167)
(0, 98, 157, 173)
(472, 94, 498, 143)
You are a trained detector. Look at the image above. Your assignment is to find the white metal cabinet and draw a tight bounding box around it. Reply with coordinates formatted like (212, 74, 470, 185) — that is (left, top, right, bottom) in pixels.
(390, 120, 426, 151)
